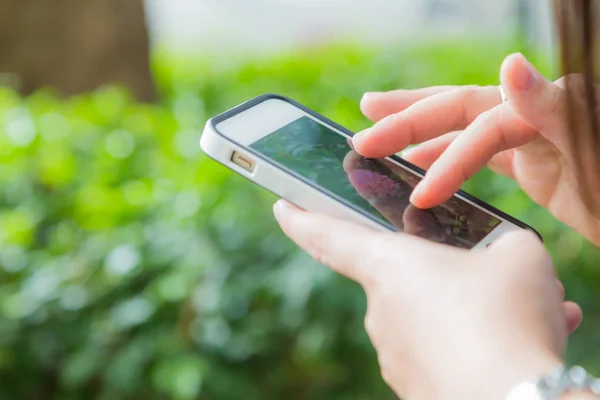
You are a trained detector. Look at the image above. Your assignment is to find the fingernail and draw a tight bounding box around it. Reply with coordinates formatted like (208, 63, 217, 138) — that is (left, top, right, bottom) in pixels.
(512, 53, 540, 91)
(361, 92, 382, 102)
(410, 182, 425, 204)
(360, 92, 382, 111)
(353, 128, 371, 145)
(273, 200, 285, 222)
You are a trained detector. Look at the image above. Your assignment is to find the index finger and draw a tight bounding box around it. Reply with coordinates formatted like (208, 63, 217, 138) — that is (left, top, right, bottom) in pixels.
(354, 86, 503, 159)
(410, 104, 537, 208)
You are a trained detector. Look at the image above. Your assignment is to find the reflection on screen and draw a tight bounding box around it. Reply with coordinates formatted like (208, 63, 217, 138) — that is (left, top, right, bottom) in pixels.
(251, 116, 501, 249)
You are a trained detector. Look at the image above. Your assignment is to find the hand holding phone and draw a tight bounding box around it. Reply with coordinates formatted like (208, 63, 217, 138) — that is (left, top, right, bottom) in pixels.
(200, 94, 540, 250)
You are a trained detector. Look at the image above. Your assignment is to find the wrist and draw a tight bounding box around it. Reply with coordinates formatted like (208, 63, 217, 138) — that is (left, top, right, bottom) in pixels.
(408, 348, 564, 400)
(505, 363, 600, 400)
(493, 349, 564, 400)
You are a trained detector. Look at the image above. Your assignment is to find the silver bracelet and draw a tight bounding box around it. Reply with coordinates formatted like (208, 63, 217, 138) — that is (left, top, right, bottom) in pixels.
(506, 365, 600, 399)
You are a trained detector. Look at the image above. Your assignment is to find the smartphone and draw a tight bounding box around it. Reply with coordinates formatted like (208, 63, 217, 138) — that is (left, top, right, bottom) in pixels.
(200, 94, 540, 250)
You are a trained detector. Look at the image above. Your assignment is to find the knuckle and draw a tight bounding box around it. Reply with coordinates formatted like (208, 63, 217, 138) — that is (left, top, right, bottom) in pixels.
(456, 85, 481, 98)
(456, 85, 482, 106)
(388, 113, 414, 142)
(386, 112, 405, 127)
(453, 86, 481, 126)
(474, 107, 500, 125)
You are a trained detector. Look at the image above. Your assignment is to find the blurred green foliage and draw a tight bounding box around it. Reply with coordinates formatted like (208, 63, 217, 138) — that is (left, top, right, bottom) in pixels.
(0, 41, 599, 400)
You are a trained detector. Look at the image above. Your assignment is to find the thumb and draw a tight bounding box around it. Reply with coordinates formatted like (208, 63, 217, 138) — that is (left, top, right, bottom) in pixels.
(273, 200, 388, 286)
(500, 53, 566, 133)
(273, 200, 450, 289)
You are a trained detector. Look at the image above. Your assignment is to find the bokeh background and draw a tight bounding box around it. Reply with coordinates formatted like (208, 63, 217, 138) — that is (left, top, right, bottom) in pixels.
(0, 1, 599, 399)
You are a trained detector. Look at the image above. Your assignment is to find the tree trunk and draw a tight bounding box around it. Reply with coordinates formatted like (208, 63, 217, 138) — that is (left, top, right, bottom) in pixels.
(0, 0, 156, 102)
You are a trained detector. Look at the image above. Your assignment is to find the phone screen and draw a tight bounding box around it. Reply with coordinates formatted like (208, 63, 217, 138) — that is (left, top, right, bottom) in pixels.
(251, 116, 501, 249)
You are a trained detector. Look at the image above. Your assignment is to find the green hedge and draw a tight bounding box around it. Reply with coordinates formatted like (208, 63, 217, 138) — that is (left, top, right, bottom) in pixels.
(0, 42, 599, 400)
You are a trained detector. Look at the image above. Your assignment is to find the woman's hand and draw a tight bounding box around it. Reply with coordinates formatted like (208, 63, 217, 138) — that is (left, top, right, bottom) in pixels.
(355, 53, 600, 246)
(273, 200, 582, 400)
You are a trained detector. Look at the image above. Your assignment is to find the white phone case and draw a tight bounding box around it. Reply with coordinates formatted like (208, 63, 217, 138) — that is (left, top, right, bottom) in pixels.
(201, 117, 387, 232)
